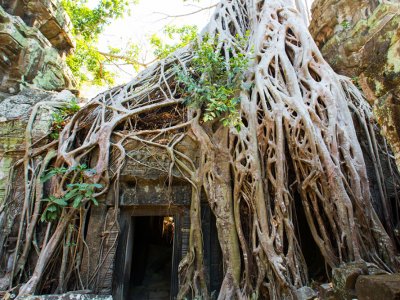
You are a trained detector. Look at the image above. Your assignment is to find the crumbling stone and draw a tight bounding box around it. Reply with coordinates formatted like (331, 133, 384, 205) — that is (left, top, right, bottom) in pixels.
(310, 0, 400, 171)
(355, 274, 400, 300)
(332, 262, 368, 300)
(0, 0, 74, 53)
(365, 262, 389, 276)
(0, 88, 76, 277)
(319, 283, 336, 300)
(296, 286, 317, 300)
(0, 5, 76, 94)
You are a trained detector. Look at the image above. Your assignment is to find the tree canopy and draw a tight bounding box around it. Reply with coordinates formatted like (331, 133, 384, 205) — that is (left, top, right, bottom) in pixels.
(63, 0, 201, 87)
(62, 0, 135, 85)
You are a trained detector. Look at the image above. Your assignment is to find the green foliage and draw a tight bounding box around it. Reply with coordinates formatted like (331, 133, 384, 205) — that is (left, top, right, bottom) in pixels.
(66, 39, 116, 86)
(150, 25, 198, 59)
(41, 195, 68, 222)
(176, 33, 250, 130)
(62, 0, 135, 86)
(351, 76, 360, 88)
(62, 0, 134, 41)
(50, 99, 80, 139)
(40, 164, 102, 222)
(109, 43, 142, 71)
(62, 1, 202, 86)
(341, 20, 351, 30)
(40, 167, 68, 182)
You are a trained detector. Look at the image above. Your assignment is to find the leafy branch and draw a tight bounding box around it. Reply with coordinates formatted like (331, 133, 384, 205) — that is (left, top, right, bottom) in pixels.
(62, 0, 136, 86)
(50, 99, 80, 139)
(40, 164, 102, 222)
(176, 33, 251, 130)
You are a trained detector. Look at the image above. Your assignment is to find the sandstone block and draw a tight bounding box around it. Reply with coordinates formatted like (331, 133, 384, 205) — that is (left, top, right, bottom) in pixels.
(332, 262, 368, 300)
(356, 274, 400, 300)
(296, 286, 317, 300)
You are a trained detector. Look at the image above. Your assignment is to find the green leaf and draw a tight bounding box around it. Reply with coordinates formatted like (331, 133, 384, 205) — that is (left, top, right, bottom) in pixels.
(46, 205, 57, 212)
(64, 189, 79, 200)
(77, 183, 89, 190)
(40, 167, 68, 182)
(40, 172, 55, 183)
(73, 194, 84, 208)
(90, 197, 99, 206)
(48, 211, 58, 220)
(52, 198, 68, 207)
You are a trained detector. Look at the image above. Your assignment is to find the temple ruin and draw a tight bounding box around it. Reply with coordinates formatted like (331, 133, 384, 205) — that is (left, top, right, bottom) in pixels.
(0, 0, 400, 299)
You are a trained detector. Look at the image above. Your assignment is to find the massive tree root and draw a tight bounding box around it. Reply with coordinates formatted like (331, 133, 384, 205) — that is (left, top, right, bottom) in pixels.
(1, 0, 399, 299)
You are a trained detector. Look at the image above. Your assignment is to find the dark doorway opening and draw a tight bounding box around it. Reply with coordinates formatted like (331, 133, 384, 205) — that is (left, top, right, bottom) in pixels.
(294, 191, 328, 283)
(129, 216, 174, 300)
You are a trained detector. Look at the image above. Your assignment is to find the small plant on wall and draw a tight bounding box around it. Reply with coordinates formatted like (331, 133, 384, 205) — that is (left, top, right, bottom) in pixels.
(40, 164, 101, 222)
(50, 99, 80, 139)
(176, 33, 251, 131)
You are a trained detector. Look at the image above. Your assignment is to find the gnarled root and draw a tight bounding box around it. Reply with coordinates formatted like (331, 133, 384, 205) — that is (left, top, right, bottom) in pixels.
(2, 0, 398, 298)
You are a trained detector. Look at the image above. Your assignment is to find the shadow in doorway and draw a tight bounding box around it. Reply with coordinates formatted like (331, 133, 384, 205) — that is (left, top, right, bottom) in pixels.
(128, 216, 173, 300)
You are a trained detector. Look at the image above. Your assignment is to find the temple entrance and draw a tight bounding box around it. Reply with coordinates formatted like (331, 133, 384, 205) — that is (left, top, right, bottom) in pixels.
(129, 216, 174, 299)
(113, 206, 183, 300)
(112, 203, 223, 299)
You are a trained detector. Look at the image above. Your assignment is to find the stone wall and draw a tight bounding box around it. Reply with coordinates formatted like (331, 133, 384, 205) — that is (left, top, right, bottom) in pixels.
(0, 1, 76, 94)
(309, 0, 400, 169)
(0, 88, 76, 291)
(0, 0, 78, 268)
(1, 0, 74, 52)
(79, 137, 198, 296)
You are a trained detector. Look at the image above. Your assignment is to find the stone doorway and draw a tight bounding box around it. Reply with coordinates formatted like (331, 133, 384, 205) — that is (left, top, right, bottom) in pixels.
(129, 215, 174, 299)
(113, 206, 184, 300)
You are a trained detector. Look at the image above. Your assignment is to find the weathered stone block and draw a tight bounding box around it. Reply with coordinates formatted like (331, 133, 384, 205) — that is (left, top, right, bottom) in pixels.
(118, 179, 191, 206)
(0, 88, 76, 279)
(365, 262, 389, 276)
(296, 286, 317, 300)
(1, 0, 74, 52)
(310, 0, 400, 171)
(332, 262, 368, 300)
(355, 274, 400, 300)
(0, 6, 76, 93)
(319, 283, 337, 300)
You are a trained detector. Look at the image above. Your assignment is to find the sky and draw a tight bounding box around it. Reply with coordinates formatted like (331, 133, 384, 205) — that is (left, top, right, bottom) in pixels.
(82, 0, 314, 98)
(82, 0, 219, 97)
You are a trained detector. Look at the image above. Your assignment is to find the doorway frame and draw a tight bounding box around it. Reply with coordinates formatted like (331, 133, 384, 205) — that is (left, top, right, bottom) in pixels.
(113, 205, 185, 300)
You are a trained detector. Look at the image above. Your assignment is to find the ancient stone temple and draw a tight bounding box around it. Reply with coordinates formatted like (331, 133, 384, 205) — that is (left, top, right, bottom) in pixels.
(0, 0, 77, 214)
(309, 0, 400, 170)
(0, 0, 76, 95)
(1, 0, 400, 299)
(0, 1, 226, 298)
(85, 142, 224, 299)
(0, 90, 224, 299)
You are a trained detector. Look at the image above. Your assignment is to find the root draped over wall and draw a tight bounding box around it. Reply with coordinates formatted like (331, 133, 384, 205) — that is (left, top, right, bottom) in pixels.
(1, 0, 399, 299)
